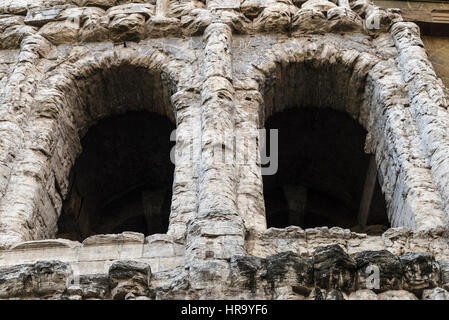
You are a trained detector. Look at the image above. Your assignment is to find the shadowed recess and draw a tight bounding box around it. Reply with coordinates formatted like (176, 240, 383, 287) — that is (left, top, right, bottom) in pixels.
(263, 108, 389, 234)
(57, 111, 175, 241)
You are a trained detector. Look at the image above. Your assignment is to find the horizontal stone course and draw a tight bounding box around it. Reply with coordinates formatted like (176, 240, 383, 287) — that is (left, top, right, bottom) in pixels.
(0, 0, 448, 302)
(0, 0, 401, 49)
(247, 226, 449, 260)
(1, 243, 448, 299)
(0, 232, 185, 275)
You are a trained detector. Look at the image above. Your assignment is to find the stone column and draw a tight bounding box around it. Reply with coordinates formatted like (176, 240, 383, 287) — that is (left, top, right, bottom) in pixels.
(185, 22, 245, 270)
(365, 60, 446, 231)
(391, 22, 449, 224)
(235, 90, 266, 234)
(0, 35, 52, 248)
(167, 91, 201, 241)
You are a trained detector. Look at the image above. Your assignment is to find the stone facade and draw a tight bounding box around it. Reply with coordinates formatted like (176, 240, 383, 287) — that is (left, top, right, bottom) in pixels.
(0, 0, 449, 299)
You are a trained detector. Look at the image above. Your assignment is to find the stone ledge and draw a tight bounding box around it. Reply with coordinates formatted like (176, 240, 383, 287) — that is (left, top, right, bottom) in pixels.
(0, 232, 185, 274)
(11, 238, 82, 249)
(82, 231, 145, 245)
(247, 226, 449, 260)
(0, 245, 448, 299)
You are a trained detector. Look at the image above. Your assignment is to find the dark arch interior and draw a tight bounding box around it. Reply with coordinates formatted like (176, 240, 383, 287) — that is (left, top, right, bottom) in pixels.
(57, 111, 175, 241)
(263, 108, 389, 234)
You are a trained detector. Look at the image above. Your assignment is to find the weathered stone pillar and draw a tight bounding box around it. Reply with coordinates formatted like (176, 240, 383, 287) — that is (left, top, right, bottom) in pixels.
(391, 22, 449, 225)
(0, 35, 52, 248)
(365, 61, 446, 231)
(185, 21, 245, 270)
(167, 91, 202, 240)
(235, 90, 266, 234)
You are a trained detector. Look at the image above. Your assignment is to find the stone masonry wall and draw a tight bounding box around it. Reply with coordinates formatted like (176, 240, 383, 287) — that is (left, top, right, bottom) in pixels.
(0, 0, 449, 299)
(1, 237, 449, 299)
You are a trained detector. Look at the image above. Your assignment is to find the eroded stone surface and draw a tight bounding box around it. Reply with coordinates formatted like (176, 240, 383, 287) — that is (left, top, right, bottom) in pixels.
(439, 260, 449, 291)
(377, 290, 418, 300)
(108, 260, 152, 300)
(422, 287, 449, 300)
(0, 0, 448, 301)
(313, 245, 356, 292)
(349, 289, 378, 300)
(0, 245, 443, 299)
(356, 250, 403, 292)
(400, 252, 440, 294)
(0, 261, 71, 299)
(66, 274, 110, 300)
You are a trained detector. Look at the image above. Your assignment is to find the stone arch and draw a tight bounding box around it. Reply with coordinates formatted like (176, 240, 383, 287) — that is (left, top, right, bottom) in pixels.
(237, 37, 447, 234)
(0, 47, 190, 245)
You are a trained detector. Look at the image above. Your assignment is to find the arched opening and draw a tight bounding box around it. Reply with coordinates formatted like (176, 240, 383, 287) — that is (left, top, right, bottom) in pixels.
(256, 49, 393, 235)
(57, 111, 175, 241)
(46, 59, 177, 242)
(263, 107, 389, 234)
(0, 48, 188, 245)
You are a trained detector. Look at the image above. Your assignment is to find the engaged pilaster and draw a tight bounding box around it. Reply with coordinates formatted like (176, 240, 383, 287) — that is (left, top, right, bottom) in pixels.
(235, 90, 267, 234)
(391, 22, 449, 228)
(167, 91, 202, 241)
(185, 22, 245, 269)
